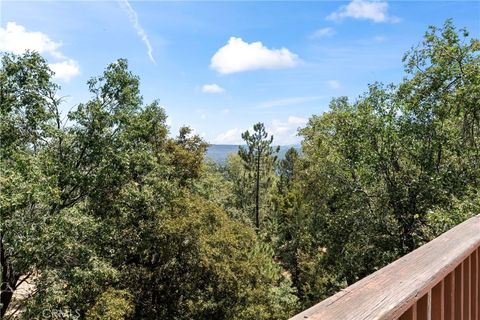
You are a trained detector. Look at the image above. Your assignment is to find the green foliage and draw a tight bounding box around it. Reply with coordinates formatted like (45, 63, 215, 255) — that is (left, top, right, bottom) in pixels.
(238, 123, 279, 229)
(233, 242, 298, 320)
(423, 188, 480, 237)
(298, 20, 479, 293)
(193, 160, 247, 222)
(86, 289, 134, 320)
(1, 52, 297, 319)
(1, 20, 478, 319)
(1, 51, 63, 316)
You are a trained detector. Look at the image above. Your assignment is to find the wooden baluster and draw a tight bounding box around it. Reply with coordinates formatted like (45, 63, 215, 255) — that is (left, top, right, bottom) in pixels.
(400, 305, 417, 320)
(444, 272, 454, 320)
(432, 280, 444, 320)
(417, 292, 430, 320)
(471, 250, 477, 320)
(464, 257, 471, 319)
(477, 248, 480, 319)
(455, 264, 463, 319)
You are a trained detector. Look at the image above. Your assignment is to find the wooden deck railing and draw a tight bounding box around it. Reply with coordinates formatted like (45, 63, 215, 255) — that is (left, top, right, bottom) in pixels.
(290, 215, 480, 320)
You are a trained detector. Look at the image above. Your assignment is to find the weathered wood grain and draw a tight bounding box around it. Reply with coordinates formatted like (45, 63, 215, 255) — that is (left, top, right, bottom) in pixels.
(289, 215, 480, 320)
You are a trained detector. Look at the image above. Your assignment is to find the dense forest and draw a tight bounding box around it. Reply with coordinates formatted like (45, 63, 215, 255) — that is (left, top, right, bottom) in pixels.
(1, 20, 479, 319)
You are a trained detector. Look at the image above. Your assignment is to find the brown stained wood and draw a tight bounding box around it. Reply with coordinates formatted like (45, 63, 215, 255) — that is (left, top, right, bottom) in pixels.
(471, 250, 477, 320)
(478, 249, 480, 319)
(290, 215, 480, 320)
(417, 293, 429, 320)
(431, 281, 443, 320)
(455, 264, 463, 320)
(464, 258, 471, 319)
(443, 272, 454, 320)
(399, 305, 416, 320)
(477, 249, 480, 319)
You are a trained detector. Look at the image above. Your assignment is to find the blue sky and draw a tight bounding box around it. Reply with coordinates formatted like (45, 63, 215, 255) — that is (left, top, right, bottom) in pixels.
(1, 1, 479, 144)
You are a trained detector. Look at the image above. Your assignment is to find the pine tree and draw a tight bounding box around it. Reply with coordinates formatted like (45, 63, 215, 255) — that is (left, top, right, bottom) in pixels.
(238, 123, 279, 229)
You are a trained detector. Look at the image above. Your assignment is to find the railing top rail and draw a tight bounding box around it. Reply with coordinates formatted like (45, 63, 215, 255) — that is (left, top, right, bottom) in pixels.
(290, 215, 480, 320)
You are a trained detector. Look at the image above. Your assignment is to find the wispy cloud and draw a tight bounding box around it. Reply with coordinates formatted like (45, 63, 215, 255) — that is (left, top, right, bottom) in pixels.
(119, 0, 155, 63)
(327, 0, 400, 23)
(210, 37, 299, 74)
(310, 27, 336, 39)
(326, 80, 341, 89)
(0, 22, 80, 81)
(356, 35, 388, 45)
(201, 83, 225, 94)
(259, 96, 323, 108)
(373, 35, 387, 43)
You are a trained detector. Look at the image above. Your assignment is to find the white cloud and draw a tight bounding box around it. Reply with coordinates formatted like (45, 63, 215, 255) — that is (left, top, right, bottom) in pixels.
(326, 80, 341, 89)
(119, 0, 155, 64)
(0, 22, 80, 81)
(49, 59, 80, 82)
(189, 127, 206, 138)
(0, 22, 62, 57)
(287, 116, 308, 126)
(259, 96, 323, 108)
(327, 0, 400, 23)
(222, 108, 230, 114)
(212, 128, 245, 144)
(201, 83, 225, 94)
(210, 37, 299, 74)
(310, 27, 336, 39)
(213, 116, 308, 145)
(268, 116, 308, 145)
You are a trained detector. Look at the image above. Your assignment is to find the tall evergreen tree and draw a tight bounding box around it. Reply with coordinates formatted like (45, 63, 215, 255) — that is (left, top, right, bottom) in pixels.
(238, 123, 279, 229)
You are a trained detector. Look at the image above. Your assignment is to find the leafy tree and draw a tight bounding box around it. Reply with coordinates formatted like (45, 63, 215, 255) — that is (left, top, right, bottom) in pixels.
(1, 51, 65, 316)
(238, 123, 279, 230)
(277, 147, 299, 191)
(193, 159, 247, 222)
(2, 20, 477, 319)
(272, 148, 301, 286)
(275, 148, 345, 308)
(86, 289, 135, 320)
(1, 52, 298, 319)
(222, 153, 260, 224)
(298, 20, 479, 294)
(300, 93, 401, 286)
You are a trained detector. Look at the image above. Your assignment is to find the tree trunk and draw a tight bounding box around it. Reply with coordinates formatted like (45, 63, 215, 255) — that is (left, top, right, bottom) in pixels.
(1, 236, 17, 318)
(255, 152, 261, 229)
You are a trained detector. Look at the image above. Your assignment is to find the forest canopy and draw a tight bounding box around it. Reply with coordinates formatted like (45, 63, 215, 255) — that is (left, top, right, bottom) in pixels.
(1, 20, 479, 319)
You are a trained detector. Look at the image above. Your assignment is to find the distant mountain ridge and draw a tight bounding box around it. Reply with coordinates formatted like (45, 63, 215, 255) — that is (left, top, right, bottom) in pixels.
(206, 144, 301, 164)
